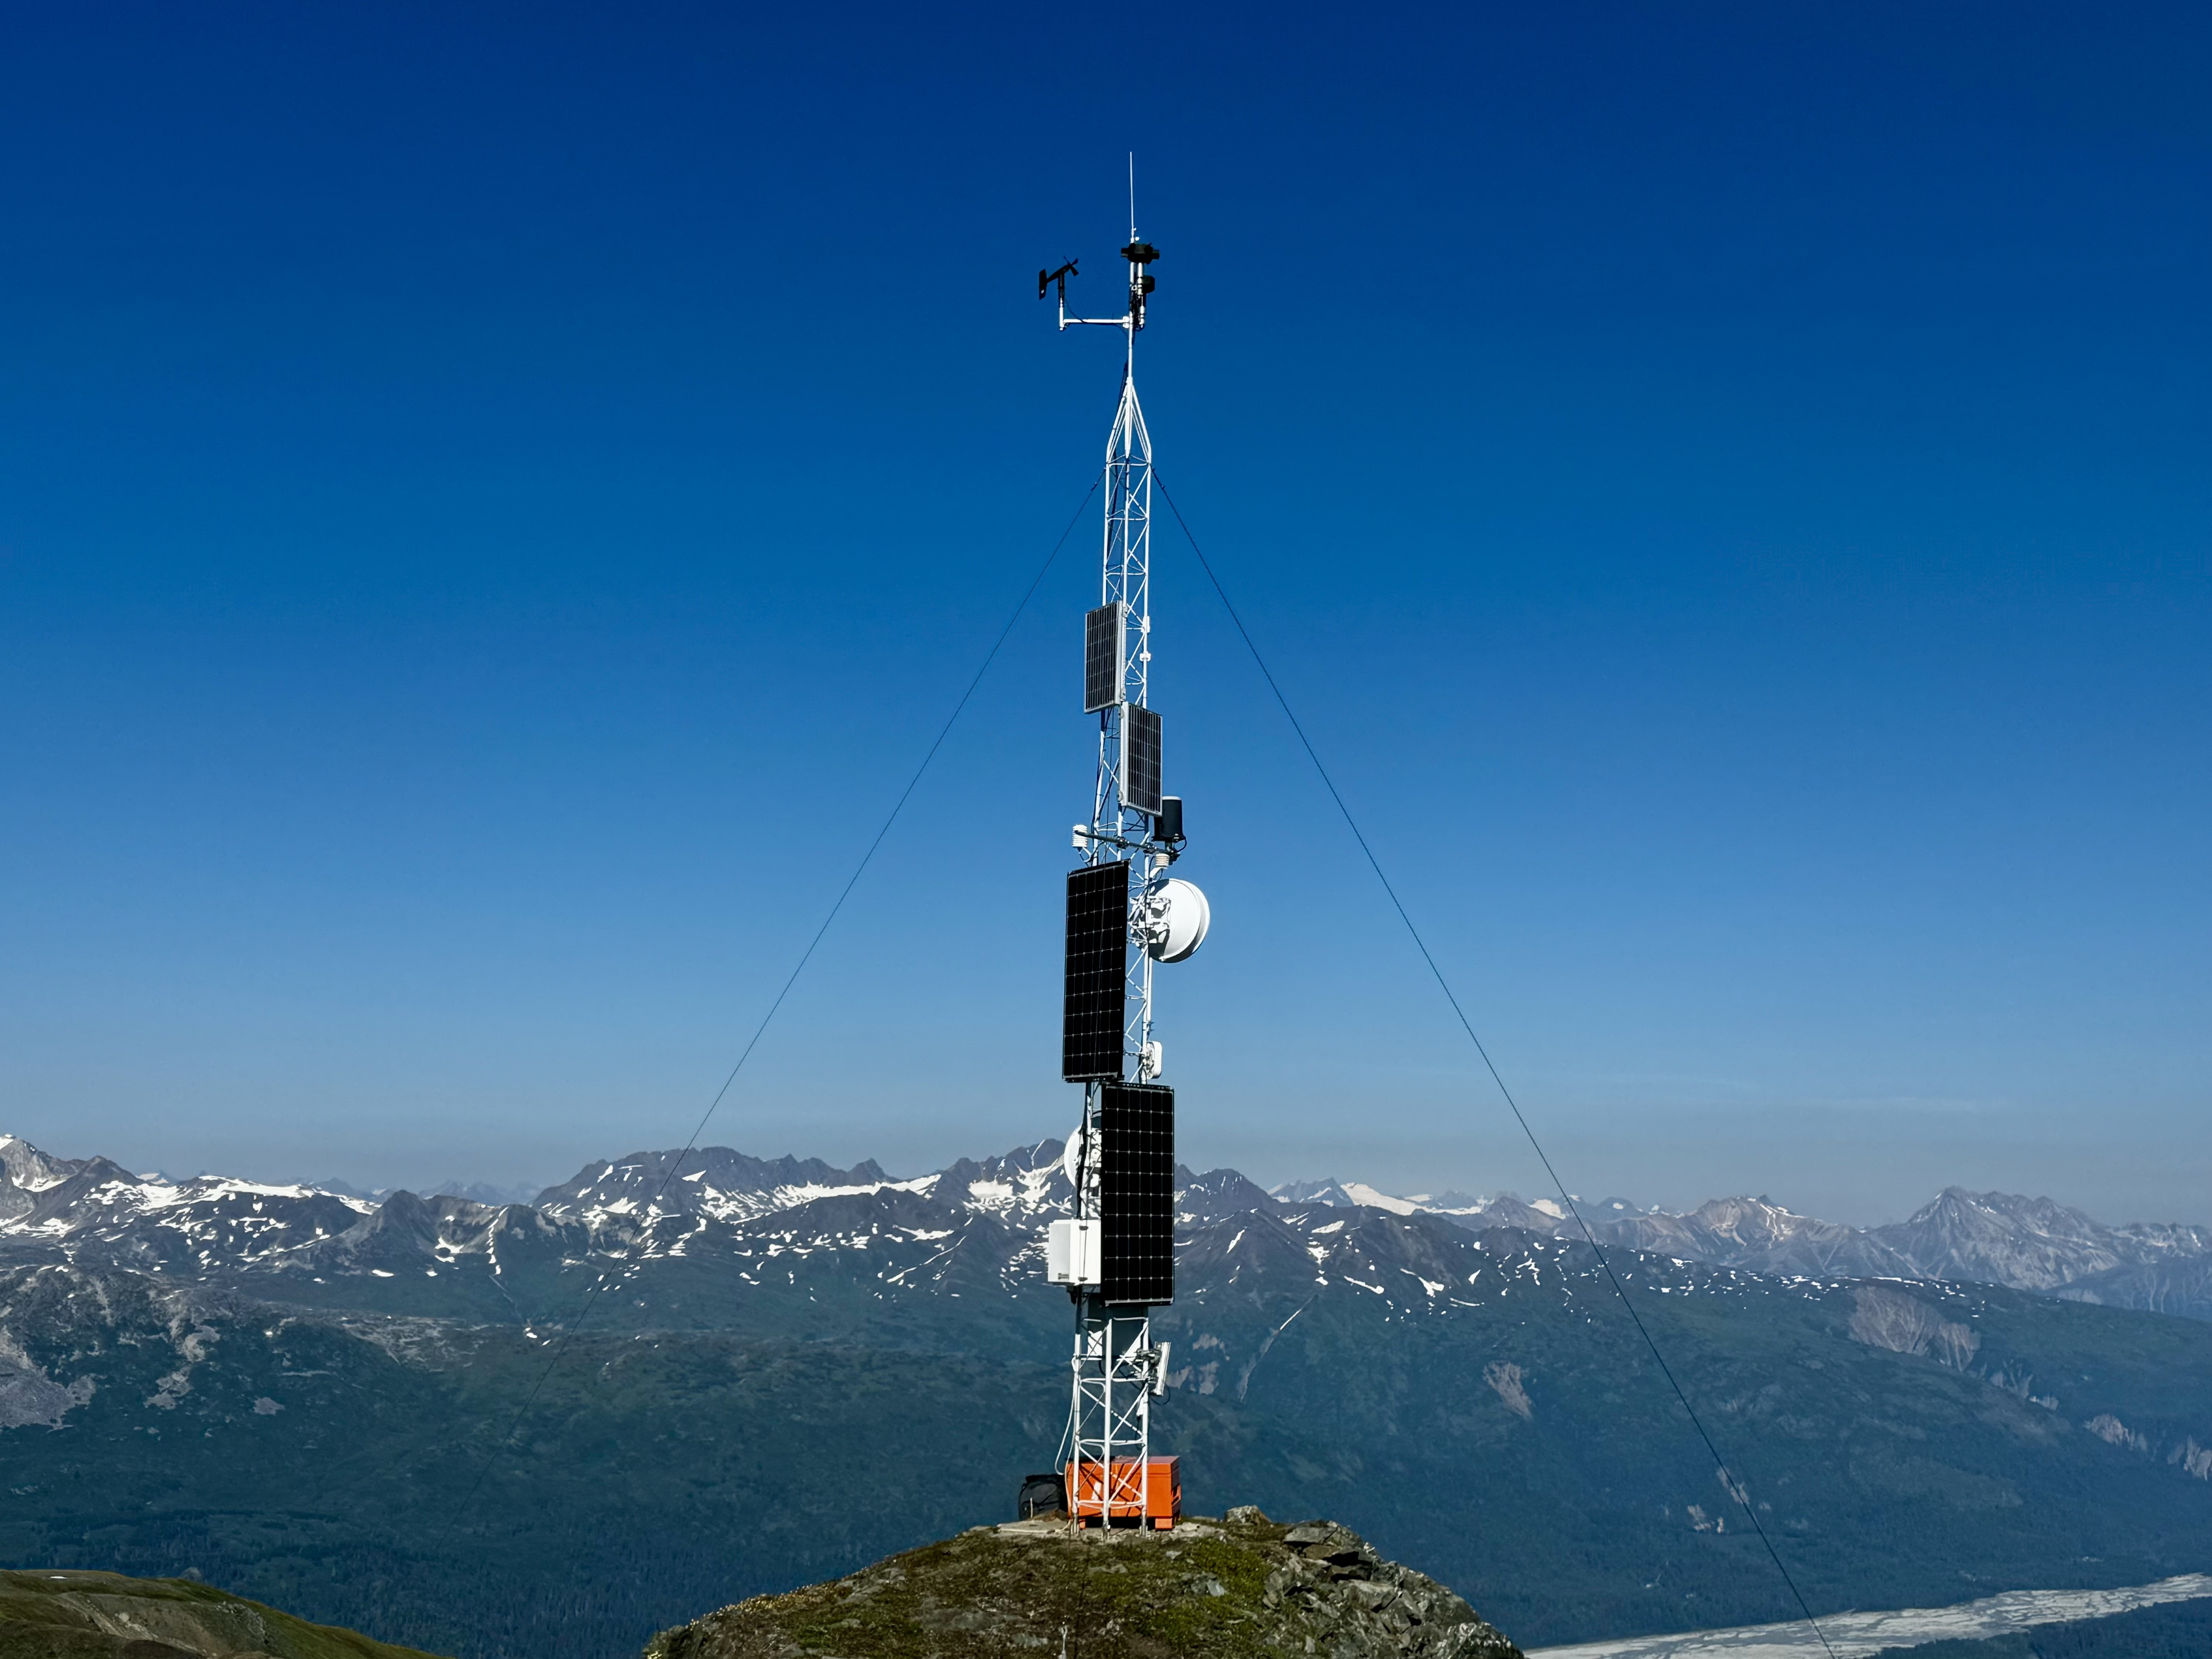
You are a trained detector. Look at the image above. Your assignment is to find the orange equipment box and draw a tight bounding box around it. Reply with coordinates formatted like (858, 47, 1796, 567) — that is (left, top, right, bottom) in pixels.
(1065, 1456, 1181, 1529)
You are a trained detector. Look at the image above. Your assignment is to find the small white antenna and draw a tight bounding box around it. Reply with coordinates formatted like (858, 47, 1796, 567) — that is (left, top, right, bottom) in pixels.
(1128, 152, 1136, 240)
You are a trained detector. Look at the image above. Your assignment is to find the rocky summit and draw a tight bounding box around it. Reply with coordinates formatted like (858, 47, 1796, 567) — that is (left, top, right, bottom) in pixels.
(646, 1510, 1521, 1659)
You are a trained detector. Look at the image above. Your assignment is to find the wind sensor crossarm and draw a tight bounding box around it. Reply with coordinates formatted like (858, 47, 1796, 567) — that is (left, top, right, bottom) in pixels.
(1039, 241, 1159, 331)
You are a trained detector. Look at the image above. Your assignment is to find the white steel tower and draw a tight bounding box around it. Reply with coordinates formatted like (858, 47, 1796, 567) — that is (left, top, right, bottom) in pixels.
(1039, 190, 1210, 1529)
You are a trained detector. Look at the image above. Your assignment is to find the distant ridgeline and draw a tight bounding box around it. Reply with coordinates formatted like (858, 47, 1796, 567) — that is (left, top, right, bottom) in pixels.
(5, 1129, 2212, 1659)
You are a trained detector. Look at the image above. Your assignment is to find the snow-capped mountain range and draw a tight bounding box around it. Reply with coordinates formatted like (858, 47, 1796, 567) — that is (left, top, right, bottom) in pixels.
(0, 1128, 1280, 1336)
(3, 1125, 2209, 1322)
(1271, 1173, 2212, 1316)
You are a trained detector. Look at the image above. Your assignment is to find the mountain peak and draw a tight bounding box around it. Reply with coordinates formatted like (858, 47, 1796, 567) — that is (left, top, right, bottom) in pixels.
(1877, 1188, 2132, 1292)
(0, 1132, 80, 1197)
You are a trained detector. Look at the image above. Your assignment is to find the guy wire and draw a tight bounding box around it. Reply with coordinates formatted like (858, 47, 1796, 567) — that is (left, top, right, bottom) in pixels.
(1152, 472, 1839, 1659)
(437, 471, 1103, 1542)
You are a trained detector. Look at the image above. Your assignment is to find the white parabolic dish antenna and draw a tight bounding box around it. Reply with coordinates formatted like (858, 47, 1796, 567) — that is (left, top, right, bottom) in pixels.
(1147, 878, 1211, 963)
(1062, 1122, 1096, 1188)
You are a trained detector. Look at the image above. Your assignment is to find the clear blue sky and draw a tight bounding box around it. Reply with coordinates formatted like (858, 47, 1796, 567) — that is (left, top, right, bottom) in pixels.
(2, 3, 2206, 1224)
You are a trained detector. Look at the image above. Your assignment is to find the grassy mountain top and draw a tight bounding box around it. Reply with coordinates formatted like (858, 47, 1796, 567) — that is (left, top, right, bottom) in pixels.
(646, 1510, 1522, 1659)
(0, 1568, 451, 1659)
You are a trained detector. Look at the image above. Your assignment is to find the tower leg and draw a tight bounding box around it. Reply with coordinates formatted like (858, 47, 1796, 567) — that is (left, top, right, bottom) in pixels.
(1068, 1299, 1151, 1526)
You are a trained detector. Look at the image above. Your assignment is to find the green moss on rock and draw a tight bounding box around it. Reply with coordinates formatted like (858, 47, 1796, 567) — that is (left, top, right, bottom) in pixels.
(647, 1511, 1521, 1659)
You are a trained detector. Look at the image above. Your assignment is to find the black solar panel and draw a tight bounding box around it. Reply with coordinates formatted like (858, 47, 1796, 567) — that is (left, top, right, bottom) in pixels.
(1121, 704, 1163, 816)
(1062, 862, 1129, 1081)
(1084, 603, 1124, 713)
(1100, 1082, 1175, 1305)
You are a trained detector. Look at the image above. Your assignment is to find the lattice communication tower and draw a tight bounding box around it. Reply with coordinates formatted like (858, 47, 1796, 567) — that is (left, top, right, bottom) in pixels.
(1037, 191, 1211, 1530)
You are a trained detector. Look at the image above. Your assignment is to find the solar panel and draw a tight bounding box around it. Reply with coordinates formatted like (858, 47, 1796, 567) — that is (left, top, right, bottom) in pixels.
(1120, 704, 1163, 817)
(1100, 1082, 1175, 1305)
(1084, 603, 1125, 713)
(1062, 862, 1129, 1081)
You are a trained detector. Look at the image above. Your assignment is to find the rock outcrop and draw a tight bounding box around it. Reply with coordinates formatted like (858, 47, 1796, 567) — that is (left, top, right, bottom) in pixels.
(647, 1510, 1520, 1659)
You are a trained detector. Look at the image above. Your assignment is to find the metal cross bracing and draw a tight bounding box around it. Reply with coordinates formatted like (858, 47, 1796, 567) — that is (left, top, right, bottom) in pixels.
(1054, 200, 1171, 1528)
(1068, 1307, 1158, 1522)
